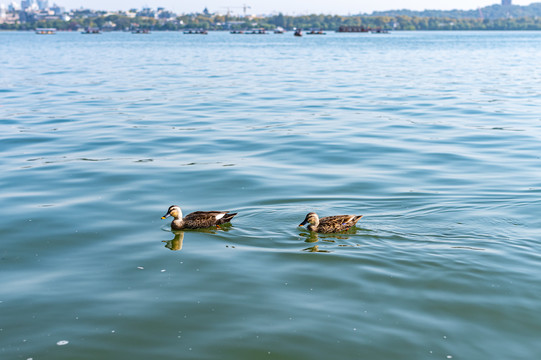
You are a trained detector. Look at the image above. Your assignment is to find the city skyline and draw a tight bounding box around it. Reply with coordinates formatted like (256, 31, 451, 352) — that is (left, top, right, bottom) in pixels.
(1, 0, 535, 15)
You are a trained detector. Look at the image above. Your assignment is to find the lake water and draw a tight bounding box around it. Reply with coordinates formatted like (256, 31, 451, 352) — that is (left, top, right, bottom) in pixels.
(1, 30, 541, 359)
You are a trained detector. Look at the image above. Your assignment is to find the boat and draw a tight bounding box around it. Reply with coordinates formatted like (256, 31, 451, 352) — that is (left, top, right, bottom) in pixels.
(306, 29, 326, 35)
(230, 30, 245, 34)
(274, 27, 285, 34)
(184, 29, 208, 34)
(337, 26, 370, 33)
(337, 26, 389, 33)
(81, 27, 101, 34)
(35, 28, 56, 35)
(132, 29, 150, 34)
(294, 29, 302, 37)
(246, 29, 267, 34)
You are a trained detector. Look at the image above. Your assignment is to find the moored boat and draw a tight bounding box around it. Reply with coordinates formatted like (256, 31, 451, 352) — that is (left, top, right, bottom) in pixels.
(184, 29, 208, 34)
(246, 28, 267, 34)
(35, 28, 56, 34)
(337, 26, 370, 33)
(306, 29, 326, 35)
(81, 27, 101, 34)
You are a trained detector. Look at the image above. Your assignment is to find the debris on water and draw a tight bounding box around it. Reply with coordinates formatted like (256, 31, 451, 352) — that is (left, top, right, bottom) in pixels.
(56, 340, 69, 346)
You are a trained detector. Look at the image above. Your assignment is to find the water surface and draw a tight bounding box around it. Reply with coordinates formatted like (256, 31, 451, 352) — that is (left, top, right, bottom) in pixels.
(1, 31, 541, 359)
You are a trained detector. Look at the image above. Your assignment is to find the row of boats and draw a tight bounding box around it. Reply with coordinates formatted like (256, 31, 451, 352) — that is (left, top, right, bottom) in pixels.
(37, 28, 325, 35)
(36, 28, 155, 35)
(37, 27, 388, 35)
(230, 28, 327, 36)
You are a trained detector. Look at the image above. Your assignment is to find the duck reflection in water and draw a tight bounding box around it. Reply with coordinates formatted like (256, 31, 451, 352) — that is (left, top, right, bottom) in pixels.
(300, 232, 362, 253)
(300, 231, 353, 243)
(302, 245, 331, 253)
(299, 222, 365, 253)
(163, 231, 184, 251)
(162, 225, 234, 251)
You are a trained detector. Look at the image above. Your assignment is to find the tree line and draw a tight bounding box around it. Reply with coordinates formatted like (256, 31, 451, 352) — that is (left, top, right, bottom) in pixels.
(372, 3, 541, 20)
(2, 12, 541, 31)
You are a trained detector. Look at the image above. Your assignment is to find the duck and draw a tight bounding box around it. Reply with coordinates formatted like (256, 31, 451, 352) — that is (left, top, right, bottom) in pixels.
(298, 212, 363, 233)
(161, 205, 237, 230)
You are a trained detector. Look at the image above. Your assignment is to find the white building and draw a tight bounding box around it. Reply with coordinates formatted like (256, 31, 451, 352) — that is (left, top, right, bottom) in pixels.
(37, 0, 48, 10)
(8, 1, 21, 11)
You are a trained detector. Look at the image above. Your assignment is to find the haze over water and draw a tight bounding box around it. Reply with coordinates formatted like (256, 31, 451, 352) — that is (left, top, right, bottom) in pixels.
(2, 30, 541, 359)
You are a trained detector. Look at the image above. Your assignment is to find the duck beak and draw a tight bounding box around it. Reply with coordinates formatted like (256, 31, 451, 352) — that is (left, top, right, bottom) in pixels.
(299, 220, 307, 227)
(161, 213, 170, 219)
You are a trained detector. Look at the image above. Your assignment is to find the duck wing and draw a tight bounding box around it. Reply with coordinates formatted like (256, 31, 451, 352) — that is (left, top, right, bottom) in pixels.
(183, 211, 237, 228)
(319, 215, 363, 232)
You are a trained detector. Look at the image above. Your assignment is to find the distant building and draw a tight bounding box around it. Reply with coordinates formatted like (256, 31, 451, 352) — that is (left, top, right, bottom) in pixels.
(137, 7, 156, 18)
(502, 0, 512, 6)
(0, 11, 20, 24)
(50, 4, 65, 15)
(20, 0, 32, 10)
(37, 0, 48, 10)
(8, 1, 21, 12)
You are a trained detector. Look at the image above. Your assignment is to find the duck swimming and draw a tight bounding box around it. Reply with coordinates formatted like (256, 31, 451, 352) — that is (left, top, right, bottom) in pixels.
(299, 212, 363, 233)
(161, 205, 237, 230)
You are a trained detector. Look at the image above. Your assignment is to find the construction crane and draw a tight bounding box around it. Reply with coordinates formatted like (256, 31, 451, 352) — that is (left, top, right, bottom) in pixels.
(222, 4, 251, 17)
(241, 4, 251, 16)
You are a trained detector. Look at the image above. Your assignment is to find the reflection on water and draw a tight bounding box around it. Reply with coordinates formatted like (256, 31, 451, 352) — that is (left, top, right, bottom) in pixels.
(299, 228, 366, 253)
(162, 225, 234, 251)
(300, 231, 356, 243)
(163, 231, 184, 251)
(451, 246, 486, 251)
(299, 224, 362, 238)
(302, 245, 331, 253)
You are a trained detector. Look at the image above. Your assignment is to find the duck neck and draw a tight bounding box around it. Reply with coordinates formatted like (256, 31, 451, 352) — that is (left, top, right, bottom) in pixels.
(171, 218, 184, 230)
(171, 208, 184, 229)
(307, 216, 319, 232)
(175, 208, 183, 220)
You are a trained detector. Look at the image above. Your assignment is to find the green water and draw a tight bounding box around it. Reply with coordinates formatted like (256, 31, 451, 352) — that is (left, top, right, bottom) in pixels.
(1, 31, 541, 359)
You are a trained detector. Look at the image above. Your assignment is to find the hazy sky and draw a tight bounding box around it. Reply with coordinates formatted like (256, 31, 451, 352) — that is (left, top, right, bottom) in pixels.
(23, 1, 537, 14)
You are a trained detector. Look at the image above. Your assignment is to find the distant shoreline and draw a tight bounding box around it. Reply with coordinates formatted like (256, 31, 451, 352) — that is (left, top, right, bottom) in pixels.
(2, 4, 541, 32)
(4, 28, 541, 33)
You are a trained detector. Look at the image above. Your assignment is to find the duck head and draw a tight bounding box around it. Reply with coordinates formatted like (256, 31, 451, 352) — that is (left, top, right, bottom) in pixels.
(299, 212, 319, 227)
(161, 205, 182, 220)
